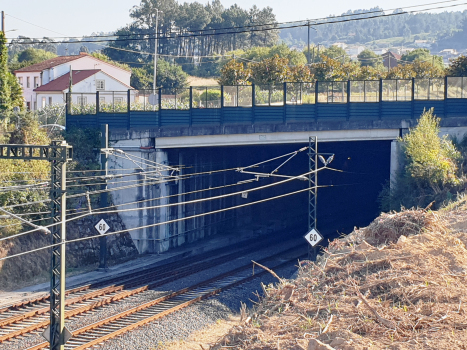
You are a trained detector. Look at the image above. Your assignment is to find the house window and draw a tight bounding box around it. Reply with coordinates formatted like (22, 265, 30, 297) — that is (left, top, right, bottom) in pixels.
(42, 97, 46, 108)
(18, 77, 23, 86)
(34, 77, 39, 88)
(99, 97, 105, 103)
(49, 97, 53, 105)
(26, 102, 31, 110)
(114, 97, 123, 103)
(27, 77, 30, 88)
(77, 96, 87, 105)
(96, 80, 105, 90)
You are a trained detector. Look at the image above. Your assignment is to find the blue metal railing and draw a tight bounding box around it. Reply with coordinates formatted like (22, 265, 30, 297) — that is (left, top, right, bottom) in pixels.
(66, 77, 467, 129)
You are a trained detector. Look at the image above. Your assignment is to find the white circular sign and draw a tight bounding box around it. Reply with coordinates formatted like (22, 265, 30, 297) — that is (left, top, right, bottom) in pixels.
(148, 94, 159, 106)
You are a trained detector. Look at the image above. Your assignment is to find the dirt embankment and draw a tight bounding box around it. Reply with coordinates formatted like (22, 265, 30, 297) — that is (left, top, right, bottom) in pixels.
(212, 206, 467, 349)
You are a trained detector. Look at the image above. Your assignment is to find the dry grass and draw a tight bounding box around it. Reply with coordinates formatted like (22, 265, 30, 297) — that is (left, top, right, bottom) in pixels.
(212, 208, 467, 349)
(187, 76, 219, 87)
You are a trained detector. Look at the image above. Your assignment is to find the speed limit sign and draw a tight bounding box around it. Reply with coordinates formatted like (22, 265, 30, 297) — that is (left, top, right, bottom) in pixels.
(304, 228, 323, 247)
(95, 219, 110, 235)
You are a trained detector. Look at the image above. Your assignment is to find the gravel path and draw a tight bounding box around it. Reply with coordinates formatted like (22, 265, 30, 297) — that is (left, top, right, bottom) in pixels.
(0, 238, 302, 350)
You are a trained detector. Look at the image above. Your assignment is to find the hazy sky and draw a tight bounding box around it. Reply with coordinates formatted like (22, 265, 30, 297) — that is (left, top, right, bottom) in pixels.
(3, 0, 467, 39)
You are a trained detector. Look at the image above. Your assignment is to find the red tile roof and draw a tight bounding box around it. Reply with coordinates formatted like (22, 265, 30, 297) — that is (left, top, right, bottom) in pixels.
(14, 55, 85, 73)
(382, 51, 402, 60)
(34, 70, 101, 92)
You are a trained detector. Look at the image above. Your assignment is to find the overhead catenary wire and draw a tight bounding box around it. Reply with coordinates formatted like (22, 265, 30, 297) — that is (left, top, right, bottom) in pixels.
(0, 164, 323, 243)
(0, 207, 50, 234)
(0, 185, 313, 262)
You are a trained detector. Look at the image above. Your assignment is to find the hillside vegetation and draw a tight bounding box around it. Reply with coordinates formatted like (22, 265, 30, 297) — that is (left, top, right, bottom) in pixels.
(212, 202, 467, 349)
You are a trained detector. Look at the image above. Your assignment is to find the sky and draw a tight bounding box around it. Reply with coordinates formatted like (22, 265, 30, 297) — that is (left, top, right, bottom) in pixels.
(2, 0, 467, 40)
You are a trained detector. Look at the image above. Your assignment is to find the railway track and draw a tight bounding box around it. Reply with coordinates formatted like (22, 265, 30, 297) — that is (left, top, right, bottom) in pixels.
(0, 235, 305, 349)
(24, 246, 306, 350)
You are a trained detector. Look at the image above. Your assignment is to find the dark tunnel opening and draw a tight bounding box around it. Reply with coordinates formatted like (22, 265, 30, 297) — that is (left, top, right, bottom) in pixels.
(167, 139, 391, 247)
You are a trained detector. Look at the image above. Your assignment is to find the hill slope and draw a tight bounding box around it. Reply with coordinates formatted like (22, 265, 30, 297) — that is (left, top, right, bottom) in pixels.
(213, 203, 467, 349)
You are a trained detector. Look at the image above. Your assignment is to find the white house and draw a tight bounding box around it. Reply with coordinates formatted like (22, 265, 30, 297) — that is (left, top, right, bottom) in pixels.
(14, 52, 134, 110)
(34, 69, 135, 110)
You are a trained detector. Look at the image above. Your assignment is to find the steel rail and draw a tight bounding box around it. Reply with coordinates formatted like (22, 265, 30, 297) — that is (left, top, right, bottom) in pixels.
(0, 286, 148, 343)
(25, 248, 306, 350)
(0, 235, 301, 344)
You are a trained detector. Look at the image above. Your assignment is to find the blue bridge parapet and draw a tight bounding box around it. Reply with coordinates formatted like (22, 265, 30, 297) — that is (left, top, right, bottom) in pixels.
(66, 77, 467, 130)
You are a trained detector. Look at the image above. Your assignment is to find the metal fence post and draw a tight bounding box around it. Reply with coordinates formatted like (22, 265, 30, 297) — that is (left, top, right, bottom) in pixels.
(220, 85, 224, 125)
(251, 84, 256, 125)
(315, 81, 319, 122)
(189, 87, 193, 127)
(283, 82, 287, 124)
(158, 88, 162, 127)
(444, 76, 448, 117)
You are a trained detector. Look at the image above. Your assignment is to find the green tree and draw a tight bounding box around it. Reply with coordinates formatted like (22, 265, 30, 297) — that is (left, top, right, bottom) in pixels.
(130, 67, 153, 90)
(401, 48, 443, 70)
(129, 60, 187, 90)
(386, 64, 417, 79)
(0, 31, 23, 111)
(288, 65, 314, 82)
(8, 48, 57, 72)
(218, 59, 251, 85)
(357, 49, 384, 69)
(16, 48, 57, 64)
(404, 109, 460, 188)
(249, 55, 289, 85)
(155, 60, 188, 90)
(0, 113, 51, 237)
(380, 109, 463, 210)
(311, 56, 354, 81)
(446, 55, 467, 76)
(320, 45, 350, 63)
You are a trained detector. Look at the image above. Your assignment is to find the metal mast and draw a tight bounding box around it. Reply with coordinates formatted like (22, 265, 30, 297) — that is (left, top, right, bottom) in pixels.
(0, 141, 73, 350)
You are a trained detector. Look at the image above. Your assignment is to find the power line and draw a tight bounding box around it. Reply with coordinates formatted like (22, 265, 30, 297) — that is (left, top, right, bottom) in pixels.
(0, 207, 50, 234)
(0, 165, 321, 243)
(0, 186, 312, 262)
(7, 2, 467, 45)
(6, 0, 465, 41)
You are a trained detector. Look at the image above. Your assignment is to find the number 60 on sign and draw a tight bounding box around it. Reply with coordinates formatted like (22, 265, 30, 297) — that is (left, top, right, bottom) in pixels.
(304, 228, 323, 247)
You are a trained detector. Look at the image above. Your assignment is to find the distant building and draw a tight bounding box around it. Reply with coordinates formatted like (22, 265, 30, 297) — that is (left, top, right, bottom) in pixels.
(439, 49, 460, 65)
(14, 52, 134, 111)
(382, 51, 402, 69)
(346, 45, 365, 58)
(414, 40, 431, 49)
(332, 42, 347, 49)
(373, 49, 388, 56)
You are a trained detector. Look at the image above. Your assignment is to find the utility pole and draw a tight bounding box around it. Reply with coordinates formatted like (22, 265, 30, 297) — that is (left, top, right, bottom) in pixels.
(0, 141, 73, 350)
(99, 124, 109, 270)
(153, 9, 162, 93)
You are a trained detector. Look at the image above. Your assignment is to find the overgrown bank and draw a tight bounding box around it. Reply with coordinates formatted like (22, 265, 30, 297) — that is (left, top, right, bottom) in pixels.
(211, 202, 467, 349)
